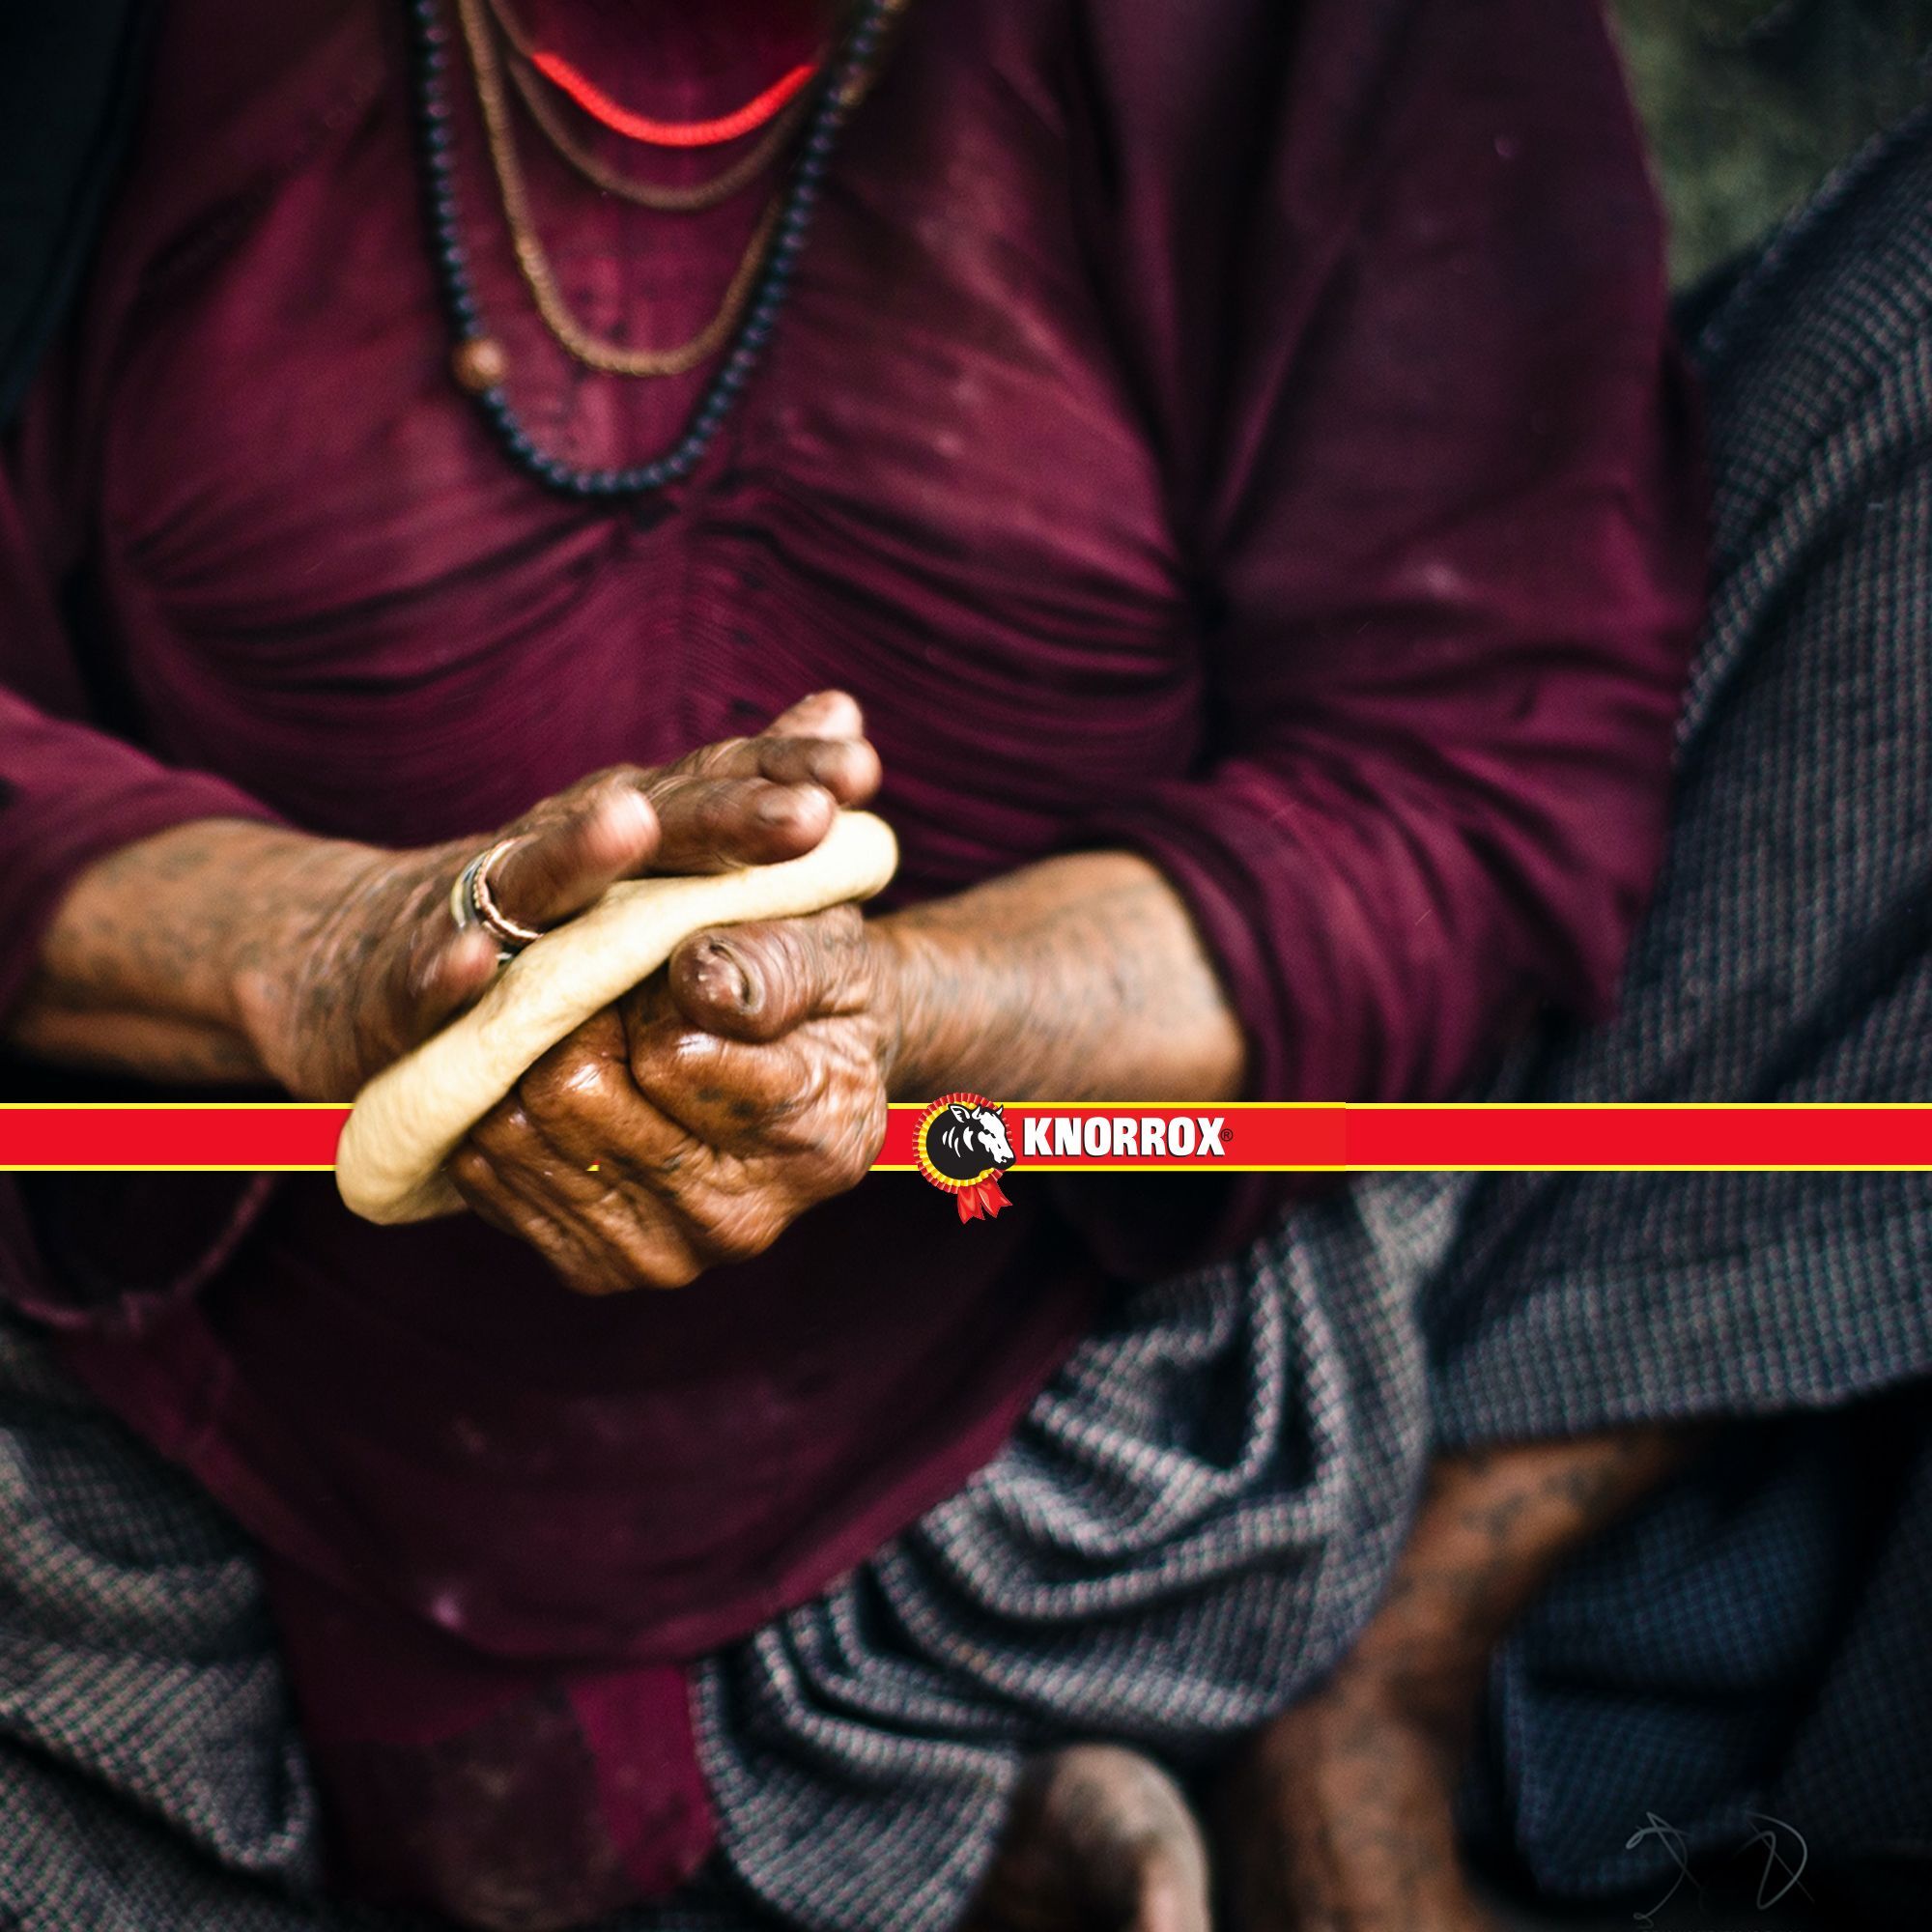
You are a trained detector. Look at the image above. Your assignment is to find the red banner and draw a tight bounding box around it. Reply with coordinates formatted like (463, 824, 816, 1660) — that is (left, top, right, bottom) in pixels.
(0, 1106, 350, 1169)
(871, 1102, 1932, 1172)
(0, 1103, 1925, 1172)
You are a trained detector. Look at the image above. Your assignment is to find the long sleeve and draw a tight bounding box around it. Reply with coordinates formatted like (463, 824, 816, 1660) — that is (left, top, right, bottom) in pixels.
(0, 470, 279, 1022)
(1071, 0, 1707, 1103)
(0, 461, 285, 1330)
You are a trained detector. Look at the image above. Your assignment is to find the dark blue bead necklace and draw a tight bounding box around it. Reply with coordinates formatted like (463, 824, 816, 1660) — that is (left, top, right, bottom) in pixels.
(407, 0, 898, 500)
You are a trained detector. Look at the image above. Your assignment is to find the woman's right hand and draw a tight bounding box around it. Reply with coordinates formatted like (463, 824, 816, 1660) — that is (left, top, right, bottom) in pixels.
(14, 693, 879, 1098)
(240, 693, 881, 1099)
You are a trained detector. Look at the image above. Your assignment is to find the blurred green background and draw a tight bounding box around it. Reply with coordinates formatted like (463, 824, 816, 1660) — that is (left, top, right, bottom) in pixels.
(1610, 0, 1932, 281)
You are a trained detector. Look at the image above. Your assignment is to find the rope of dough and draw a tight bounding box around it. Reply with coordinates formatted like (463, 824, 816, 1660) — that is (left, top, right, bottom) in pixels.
(335, 810, 898, 1225)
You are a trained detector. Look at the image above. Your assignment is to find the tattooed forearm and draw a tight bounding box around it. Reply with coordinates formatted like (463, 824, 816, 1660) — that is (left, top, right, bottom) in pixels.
(1342, 1428, 1700, 1733)
(13, 821, 278, 1078)
(9, 817, 394, 1089)
(1219, 1429, 1700, 1932)
(13, 826, 1245, 1112)
(875, 851, 1246, 1102)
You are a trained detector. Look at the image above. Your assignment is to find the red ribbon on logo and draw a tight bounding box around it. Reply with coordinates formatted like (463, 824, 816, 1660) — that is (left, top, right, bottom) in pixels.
(954, 1173, 1012, 1223)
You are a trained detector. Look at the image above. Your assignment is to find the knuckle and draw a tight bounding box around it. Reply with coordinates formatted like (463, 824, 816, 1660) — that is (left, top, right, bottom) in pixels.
(676, 737, 749, 779)
(706, 1226, 767, 1268)
(613, 1220, 703, 1289)
(837, 1127, 877, 1186)
(686, 1205, 745, 1264)
(585, 769, 640, 810)
(638, 771, 688, 822)
(558, 1259, 629, 1298)
(691, 782, 735, 834)
(644, 1254, 704, 1291)
(822, 1082, 886, 1178)
(557, 764, 637, 811)
(445, 1145, 498, 1199)
(700, 1199, 785, 1266)
(521, 1045, 621, 1119)
(468, 1100, 534, 1159)
(746, 922, 808, 995)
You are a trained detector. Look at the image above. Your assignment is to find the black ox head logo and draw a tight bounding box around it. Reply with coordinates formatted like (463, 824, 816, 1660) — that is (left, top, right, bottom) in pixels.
(926, 1101, 1016, 1183)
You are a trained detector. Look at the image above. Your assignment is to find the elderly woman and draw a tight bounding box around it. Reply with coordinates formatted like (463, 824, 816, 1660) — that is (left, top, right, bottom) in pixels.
(2, 0, 1854, 1926)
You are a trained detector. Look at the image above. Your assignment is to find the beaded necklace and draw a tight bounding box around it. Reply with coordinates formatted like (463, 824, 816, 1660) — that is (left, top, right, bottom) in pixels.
(409, 0, 903, 500)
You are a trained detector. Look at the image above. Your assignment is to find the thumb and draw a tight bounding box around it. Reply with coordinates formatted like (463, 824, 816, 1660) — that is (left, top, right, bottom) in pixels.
(488, 777, 662, 930)
(668, 910, 867, 1042)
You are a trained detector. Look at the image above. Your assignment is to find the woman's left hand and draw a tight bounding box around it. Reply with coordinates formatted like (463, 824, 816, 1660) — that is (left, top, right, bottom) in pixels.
(445, 905, 901, 1293)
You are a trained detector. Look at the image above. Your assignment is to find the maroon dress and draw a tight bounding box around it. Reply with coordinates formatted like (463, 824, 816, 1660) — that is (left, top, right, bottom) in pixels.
(0, 0, 1704, 1913)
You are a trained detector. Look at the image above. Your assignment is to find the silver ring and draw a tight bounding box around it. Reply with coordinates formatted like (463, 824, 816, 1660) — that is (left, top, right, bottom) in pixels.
(450, 838, 546, 954)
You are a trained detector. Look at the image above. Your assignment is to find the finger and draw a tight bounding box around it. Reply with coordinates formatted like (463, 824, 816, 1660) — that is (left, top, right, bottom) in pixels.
(621, 1016, 816, 1148)
(668, 907, 868, 1042)
(504, 1147, 711, 1291)
(395, 921, 502, 1046)
(455, 1095, 710, 1291)
(445, 1136, 560, 1247)
(485, 1011, 700, 1184)
(649, 734, 879, 867)
(445, 1139, 639, 1296)
(763, 689, 865, 741)
(674, 728, 875, 798)
(486, 1088, 782, 1281)
(486, 776, 662, 929)
(621, 987, 887, 1183)
(742, 731, 880, 807)
(646, 772, 841, 873)
(476, 1065, 690, 1184)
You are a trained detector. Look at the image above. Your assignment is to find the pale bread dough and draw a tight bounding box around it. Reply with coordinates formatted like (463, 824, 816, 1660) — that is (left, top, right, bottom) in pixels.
(335, 810, 899, 1224)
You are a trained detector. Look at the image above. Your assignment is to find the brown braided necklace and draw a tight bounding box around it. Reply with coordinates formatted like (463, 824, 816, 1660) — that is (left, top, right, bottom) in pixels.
(453, 0, 785, 380)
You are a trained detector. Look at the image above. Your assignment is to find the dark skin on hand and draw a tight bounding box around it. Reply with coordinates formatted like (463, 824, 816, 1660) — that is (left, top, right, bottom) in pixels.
(439, 690, 904, 1292)
(14, 689, 1245, 1296)
(433, 680, 1245, 1293)
(448, 899, 896, 1293)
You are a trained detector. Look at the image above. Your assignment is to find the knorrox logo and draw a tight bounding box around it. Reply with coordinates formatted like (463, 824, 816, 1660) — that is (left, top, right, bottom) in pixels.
(911, 1098, 1234, 1224)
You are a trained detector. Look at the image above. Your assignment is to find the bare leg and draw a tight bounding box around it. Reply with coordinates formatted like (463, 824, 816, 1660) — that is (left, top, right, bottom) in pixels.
(961, 1744, 1212, 1932)
(1218, 1428, 1696, 1932)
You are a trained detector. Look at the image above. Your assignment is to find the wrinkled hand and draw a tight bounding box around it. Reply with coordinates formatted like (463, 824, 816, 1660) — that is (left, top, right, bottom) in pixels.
(236, 692, 880, 1101)
(445, 903, 900, 1293)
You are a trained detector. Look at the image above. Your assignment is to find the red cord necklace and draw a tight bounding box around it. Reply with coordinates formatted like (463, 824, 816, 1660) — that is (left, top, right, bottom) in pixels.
(532, 49, 817, 147)
(488, 0, 821, 149)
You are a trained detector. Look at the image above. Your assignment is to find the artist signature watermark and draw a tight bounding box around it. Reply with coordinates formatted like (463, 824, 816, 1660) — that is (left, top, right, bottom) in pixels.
(1625, 1810, 1811, 1926)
